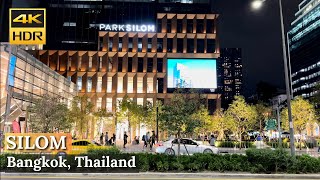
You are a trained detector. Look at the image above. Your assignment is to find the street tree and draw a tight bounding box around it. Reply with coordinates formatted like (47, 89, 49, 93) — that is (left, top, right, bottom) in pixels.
(158, 90, 206, 155)
(28, 95, 72, 133)
(190, 105, 212, 138)
(93, 108, 113, 137)
(69, 95, 94, 139)
(281, 97, 317, 149)
(117, 96, 144, 143)
(211, 109, 233, 140)
(226, 96, 257, 148)
(254, 102, 271, 133)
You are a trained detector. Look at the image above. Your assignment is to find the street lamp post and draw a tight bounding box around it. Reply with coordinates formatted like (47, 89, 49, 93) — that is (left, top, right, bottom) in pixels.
(252, 0, 295, 156)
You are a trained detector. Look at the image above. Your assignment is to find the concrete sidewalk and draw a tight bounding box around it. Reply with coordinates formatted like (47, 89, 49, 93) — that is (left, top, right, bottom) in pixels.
(1, 172, 320, 179)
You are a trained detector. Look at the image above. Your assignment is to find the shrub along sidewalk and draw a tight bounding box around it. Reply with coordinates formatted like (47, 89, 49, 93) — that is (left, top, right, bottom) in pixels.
(1, 148, 319, 173)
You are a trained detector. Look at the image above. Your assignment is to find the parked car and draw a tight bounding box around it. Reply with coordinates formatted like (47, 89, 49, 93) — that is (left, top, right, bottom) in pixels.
(69, 139, 111, 155)
(155, 138, 219, 155)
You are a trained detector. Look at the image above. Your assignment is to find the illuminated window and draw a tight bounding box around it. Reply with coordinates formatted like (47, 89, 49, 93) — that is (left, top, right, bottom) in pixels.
(106, 98, 112, 112)
(147, 77, 153, 93)
(77, 76, 82, 90)
(97, 97, 102, 109)
(117, 76, 123, 93)
(127, 77, 134, 93)
(97, 76, 102, 92)
(137, 98, 144, 105)
(137, 77, 143, 93)
(87, 77, 92, 92)
(107, 77, 112, 93)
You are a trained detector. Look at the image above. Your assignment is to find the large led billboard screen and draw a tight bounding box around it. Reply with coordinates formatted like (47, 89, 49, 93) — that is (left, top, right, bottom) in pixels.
(167, 59, 217, 89)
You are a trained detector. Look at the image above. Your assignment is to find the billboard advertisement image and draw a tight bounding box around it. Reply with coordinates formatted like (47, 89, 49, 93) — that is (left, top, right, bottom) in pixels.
(167, 59, 217, 89)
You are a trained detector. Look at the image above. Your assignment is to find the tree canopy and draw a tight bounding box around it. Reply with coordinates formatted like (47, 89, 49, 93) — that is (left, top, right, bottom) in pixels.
(225, 96, 258, 142)
(281, 97, 317, 135)
(28, 95, 72, 133)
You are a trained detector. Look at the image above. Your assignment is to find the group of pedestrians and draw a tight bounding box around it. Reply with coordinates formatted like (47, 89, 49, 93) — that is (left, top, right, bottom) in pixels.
(100, 132, 116, 146)
(122, 131, 157, 150)
(142, 131, 156, 150)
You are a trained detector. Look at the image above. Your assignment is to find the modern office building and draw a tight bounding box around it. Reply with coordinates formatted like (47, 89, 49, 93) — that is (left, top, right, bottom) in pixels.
(2, 0, 221, 138)
(289, 0, 320, 98)
(218, 48, 243, 108)
(32, 10, 221, 138)
(0, 43, 77, 133)
(1, 0, 214, 50)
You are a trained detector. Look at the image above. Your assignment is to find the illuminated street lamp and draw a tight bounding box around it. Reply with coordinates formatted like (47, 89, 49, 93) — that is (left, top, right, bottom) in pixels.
(251, 0, 295, 156)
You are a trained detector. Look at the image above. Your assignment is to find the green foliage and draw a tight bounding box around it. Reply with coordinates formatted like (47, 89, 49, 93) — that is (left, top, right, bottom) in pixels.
(266, 141, 316, 149)
(281, 97, 317, 134)
(2, 149, 320, 173)
(87, 146, 121, 155)
(254, 102, 271, 132)
(225, 96, 258, 142)
(246, 149, 294, 173)
(69, 95, 94, 138)
(27, 95, 72, 133)
(214, 141, 256, 148)
(158, 90, 208, 137)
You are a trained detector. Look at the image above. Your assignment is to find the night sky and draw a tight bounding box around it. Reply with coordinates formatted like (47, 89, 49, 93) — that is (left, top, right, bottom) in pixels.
(11, 0, 302, 96)
(213, 0, 301, 96)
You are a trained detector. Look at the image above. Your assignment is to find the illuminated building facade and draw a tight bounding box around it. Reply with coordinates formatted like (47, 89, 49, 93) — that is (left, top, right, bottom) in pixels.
(219, 48, 243, 109)
(0, 44, 77, 133)
(289, 0, 320, 98)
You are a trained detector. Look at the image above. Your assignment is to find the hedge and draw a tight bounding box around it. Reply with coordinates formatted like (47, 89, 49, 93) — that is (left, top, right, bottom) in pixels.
(266, 142, 317, 149)
(214, 141, 256, 148)
(1, 148, 319, 173)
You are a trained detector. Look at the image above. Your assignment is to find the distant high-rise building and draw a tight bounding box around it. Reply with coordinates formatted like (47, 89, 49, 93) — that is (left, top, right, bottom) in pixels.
(219, 48, 243, 108)
(289, 0, 320, 99)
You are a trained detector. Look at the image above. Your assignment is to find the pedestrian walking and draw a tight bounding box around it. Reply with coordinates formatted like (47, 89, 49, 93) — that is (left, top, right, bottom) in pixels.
(100, 133, 104, 145)
(123, 131, 128, 148)
(209, 134, 216, 146)
(150, 131, 156, 150)
(318, 140, 320, 153)
(105, 132, 109, 146)
(112, 133, 116, 145)
(142, 134, 147, 149)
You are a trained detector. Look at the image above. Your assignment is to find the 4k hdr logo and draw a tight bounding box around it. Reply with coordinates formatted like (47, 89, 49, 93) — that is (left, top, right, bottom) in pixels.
(9, 8, 46, 45)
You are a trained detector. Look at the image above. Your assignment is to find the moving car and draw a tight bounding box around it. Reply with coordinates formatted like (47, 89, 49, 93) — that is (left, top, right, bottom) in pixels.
(155, 138, 219, 155)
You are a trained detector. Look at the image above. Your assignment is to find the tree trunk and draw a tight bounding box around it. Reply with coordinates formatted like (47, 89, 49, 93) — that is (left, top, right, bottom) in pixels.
(177, 131, 181, 156)
(299, 130, 302, 150)
(128, 115, 131, 143)
(114, 116, 117, 145)
(239, 132, 242, 150)
(138, 122, 141, 139)
(259, 119, 262, 134)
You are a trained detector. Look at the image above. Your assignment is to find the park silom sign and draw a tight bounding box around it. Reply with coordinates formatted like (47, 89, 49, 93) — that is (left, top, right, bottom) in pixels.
(99, 24, 155, 32)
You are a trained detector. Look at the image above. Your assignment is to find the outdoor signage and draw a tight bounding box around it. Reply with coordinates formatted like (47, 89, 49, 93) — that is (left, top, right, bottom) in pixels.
(99, 24, 155, 32)
(9, 8, 46, 45)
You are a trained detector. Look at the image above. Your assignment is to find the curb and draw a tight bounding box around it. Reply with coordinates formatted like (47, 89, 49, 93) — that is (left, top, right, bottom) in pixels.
(1, 172, 320, 179)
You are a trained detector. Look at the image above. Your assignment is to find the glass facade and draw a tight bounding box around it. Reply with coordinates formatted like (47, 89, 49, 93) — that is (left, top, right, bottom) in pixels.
(289, 0, 320, 98)
(0, 44, 77, 133)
